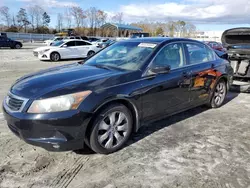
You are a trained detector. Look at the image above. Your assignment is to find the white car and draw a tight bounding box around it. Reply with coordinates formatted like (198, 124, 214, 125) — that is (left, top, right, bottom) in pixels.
(33, 39, 101, 61)
(44, 37, 64, 46)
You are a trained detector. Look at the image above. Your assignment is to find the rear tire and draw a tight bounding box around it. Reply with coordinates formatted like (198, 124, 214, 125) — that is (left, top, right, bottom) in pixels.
(209, 80, 227, 108)
(89, 104, 133, 154)
(87, 51, 95, 57)
(50, 52, 60, 62)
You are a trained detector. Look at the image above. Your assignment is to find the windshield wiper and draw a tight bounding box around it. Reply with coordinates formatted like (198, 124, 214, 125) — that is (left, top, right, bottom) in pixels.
(92, 64, 113, 70)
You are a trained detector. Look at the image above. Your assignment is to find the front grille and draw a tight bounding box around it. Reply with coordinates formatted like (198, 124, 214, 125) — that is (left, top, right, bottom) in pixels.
(6, 95, 24, 111)
(33, 51, 38, 57)
(5, 93, 28, 112)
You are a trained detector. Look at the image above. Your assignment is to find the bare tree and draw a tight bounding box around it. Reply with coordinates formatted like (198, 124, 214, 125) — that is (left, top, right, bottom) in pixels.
(64, 7, 72, 28)
(0, 6, 11, 27)
(57, 13, 63, 32)
(27, 6, 35, 31)
(16, 8, 30, 32)
(112, 12, 123, 24)
(86, 7, 97, 35)
(70, 6, 85, 29)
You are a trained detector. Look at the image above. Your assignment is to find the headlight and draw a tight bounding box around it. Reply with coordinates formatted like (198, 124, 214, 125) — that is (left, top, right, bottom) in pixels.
(40, 49, 50, 54)
(27, 91, 92, 113)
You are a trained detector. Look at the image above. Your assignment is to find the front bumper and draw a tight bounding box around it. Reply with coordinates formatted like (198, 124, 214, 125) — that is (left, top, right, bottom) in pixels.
(2, 104, 93, 151)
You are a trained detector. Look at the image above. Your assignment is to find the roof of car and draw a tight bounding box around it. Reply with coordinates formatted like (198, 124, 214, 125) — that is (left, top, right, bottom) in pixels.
(62, 39, 90, 43)
(125, 37, 202, 44)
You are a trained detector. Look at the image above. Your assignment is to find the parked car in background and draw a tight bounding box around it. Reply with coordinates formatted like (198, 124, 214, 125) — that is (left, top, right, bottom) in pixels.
(0, 37, 22, 49)
(222, 28, 250, 91)
(98, 39, 116, 48)
(44, 37, 64, 46)
(88, 37, 100, 43)
(204, 41, 226, 52)
(33, 39, 100, 61)
(4, 38, 233, 154)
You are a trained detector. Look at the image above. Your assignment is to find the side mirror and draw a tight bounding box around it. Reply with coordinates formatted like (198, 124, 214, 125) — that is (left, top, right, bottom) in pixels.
(150, 65, 171, 75)
(62, 44, 67, 48)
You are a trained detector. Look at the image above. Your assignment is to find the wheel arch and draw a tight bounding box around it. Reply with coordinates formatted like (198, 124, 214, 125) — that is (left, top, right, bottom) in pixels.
(84, 98, 140, 146)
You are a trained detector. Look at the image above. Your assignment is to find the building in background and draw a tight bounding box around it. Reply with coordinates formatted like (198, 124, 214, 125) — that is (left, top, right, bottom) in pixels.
(193, 31, 224, 42)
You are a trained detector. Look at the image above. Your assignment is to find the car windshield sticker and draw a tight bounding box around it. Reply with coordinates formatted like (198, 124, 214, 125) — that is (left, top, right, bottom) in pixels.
(138, 43, 157, 48)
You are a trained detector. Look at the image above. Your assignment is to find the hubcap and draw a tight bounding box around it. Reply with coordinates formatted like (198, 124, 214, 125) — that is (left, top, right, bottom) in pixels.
(52, 53, 59, 61)
(16, 45, 20, 49)
(214, 82, 226, 106)
(88, 52, 94, 57)
(98, 111, 128, 149)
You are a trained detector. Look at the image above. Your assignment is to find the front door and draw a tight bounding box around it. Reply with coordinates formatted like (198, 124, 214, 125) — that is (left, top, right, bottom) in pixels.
(141, 42, 192, 122)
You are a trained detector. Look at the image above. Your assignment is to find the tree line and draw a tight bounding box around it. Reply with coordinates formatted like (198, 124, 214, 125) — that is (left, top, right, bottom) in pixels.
(0, 5, 197, 37)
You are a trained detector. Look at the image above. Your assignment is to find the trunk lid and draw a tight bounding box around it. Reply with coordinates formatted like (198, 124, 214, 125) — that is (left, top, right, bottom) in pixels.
(222, 27, 250, 48)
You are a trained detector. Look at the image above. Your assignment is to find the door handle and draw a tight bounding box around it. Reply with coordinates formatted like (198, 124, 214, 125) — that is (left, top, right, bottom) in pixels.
(182, 71, 192, 78)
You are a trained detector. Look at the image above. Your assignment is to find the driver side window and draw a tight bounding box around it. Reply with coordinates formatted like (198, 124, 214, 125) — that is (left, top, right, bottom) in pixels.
(152, 43, 185, 69)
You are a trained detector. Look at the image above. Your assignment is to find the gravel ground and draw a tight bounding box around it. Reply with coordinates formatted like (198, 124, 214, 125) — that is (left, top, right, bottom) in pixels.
(0, 44, 250, 188)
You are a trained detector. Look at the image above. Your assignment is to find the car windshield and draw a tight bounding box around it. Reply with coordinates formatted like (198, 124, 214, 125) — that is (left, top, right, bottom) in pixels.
(85, 41, 157, 71)
(51, 41, 64, 46)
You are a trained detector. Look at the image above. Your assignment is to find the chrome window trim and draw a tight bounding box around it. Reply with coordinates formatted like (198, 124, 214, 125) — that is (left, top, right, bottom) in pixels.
(3, 92, 29, 113)
(143, 40, 218, 77)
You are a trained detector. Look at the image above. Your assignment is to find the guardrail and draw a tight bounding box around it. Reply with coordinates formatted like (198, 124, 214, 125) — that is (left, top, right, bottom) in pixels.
(1, 32, 54, 42)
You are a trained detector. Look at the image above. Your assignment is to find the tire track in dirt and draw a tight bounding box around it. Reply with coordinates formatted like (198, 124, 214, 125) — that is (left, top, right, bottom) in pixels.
(50, 157, 89, 188)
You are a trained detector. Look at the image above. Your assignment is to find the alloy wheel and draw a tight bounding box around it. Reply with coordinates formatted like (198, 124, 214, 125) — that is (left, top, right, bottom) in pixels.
(97, 111, 128, 149)
(51, 53, 60, 61)
(213, 82, 226, 106)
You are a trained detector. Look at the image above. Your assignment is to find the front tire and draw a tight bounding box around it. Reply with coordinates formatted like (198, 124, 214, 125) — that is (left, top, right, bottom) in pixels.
(89, 104, 133, 154)
(50, 52, 60, 62)
(209, 80, 227, 108)
(15, 44, 21, 49)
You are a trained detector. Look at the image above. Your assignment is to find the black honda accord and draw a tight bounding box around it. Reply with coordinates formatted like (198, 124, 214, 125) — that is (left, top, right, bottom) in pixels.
(2, 38, 233, 154)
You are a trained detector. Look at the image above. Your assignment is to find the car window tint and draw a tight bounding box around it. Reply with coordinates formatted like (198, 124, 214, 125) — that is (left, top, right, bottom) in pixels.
(76, 41, 91, 46)
(152, 43, 185, 69)
(76, 37, 80, 39)
(70, 37, 74, 39)
(65, 41, 75, 47)
(185, 43, 214, 64)
(206, 46, 216, 61)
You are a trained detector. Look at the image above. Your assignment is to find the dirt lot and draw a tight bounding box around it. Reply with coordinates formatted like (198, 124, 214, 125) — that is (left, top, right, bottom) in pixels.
(0, 44, 250, 188)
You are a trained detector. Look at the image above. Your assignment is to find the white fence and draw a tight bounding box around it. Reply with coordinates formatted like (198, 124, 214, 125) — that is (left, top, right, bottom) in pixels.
(2, 32, 54, 42)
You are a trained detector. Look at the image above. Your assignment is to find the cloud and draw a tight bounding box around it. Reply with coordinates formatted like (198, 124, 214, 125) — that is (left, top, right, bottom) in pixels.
(17, 0, 78, 8)
(119, 0, 250, 24)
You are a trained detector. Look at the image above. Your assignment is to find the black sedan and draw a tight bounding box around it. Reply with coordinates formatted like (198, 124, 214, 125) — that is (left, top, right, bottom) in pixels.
(2, 38, 233, 154)
(0, 37, 23, 49)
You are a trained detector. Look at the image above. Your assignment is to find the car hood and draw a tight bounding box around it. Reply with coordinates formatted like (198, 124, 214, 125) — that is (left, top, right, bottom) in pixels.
(11, 63, 125, 99)
(222, 27, 250, 48)
(33, 46, 57, 52)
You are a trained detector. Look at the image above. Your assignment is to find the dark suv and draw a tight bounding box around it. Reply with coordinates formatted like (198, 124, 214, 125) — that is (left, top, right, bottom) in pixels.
(0, 37, 23, 49)
(2, 38, 233, 154)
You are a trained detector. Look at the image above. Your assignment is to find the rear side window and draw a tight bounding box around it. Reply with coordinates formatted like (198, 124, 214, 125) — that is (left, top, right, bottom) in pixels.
(185, 43, 215, 65)
(65, 41, 75, 47)
(75, 41, 92, 46)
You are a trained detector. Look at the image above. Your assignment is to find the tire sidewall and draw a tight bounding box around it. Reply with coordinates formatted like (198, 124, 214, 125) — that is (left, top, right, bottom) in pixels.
(50, 52, 60, 62)
(90, 104, 133, 154)
(15, 44, 21, 49)
(87, 51, 95, 57)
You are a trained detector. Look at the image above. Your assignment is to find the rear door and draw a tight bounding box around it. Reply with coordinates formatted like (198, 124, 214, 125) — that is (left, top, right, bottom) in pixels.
(183, 42, 220, 105)
(75, 41, 93, 57)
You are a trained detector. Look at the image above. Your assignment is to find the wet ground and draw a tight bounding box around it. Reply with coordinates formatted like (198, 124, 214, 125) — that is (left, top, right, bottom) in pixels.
(0, 44, 249, 188)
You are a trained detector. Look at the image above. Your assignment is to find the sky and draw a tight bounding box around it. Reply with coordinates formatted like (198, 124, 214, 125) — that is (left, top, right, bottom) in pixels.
(1, 0, 250, 31)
